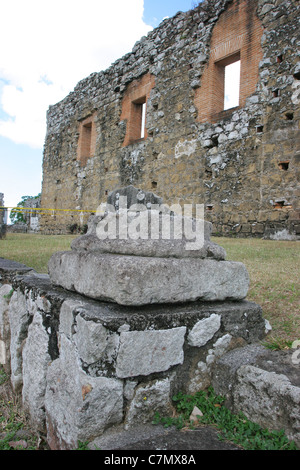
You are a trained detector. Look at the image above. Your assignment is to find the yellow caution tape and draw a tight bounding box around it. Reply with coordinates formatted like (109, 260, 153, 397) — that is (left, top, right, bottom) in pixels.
(0, 207, 96, 213)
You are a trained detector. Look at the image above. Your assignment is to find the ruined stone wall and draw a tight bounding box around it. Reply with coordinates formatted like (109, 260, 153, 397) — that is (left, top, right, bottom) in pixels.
(41, 0, 300, 238)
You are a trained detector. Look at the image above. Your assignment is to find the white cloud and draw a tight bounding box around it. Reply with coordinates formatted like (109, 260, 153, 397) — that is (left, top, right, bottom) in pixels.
(0, 0, 152, 148)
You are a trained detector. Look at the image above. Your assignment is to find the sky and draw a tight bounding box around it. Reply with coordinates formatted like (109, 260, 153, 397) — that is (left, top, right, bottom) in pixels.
(0, 0, 200, 219)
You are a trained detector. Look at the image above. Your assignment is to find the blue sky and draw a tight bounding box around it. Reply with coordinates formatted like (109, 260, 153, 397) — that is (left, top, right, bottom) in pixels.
(143, 0, 196, 26)
(0, 0, 198, 217)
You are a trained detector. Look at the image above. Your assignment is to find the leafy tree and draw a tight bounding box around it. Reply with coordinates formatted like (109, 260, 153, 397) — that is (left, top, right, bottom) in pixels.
(10, 194, 40, 225)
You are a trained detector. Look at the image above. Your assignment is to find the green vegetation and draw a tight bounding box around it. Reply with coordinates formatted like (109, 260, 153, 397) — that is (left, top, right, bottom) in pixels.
(0, 233, 77, 273)
(153, 387, 297, 451)
(0, 365, 47, 450)
(213, 237, 300, 347)
(0, 367, 8, 386)
(3, 289, 14, 300)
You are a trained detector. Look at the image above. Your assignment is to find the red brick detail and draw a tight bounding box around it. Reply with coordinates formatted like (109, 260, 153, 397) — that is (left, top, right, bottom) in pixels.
(77, 114, 97, 167)
(195, 0, 263, 123)
(120, 73, 155, 146)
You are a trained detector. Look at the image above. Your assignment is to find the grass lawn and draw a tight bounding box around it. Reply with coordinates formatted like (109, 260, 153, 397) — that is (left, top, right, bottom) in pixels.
(0, 233, 77, 274)
(213, 237, 300, 347)
(0, 233, 299, 346)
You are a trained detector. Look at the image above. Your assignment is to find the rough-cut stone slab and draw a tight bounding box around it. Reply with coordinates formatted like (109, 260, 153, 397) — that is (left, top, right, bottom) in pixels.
(72, 204, 224, 260)
(212, 344, 300, 448)
(234, 364, 300, 444)
(116, 327, 186, 378)
(71, 186, 224, 259)
(187, 314, 221, 347)
(125, 378, 173, 428)
(73, 314, 119, 365)
(8, 290, 31, 391)
(45, 335, 123, 450)
(22, 310, 51, 431)
(72, 232, 226, 260)
(0, 257, 35, 283)
(0, 284, 12, 367)
(48, 251, 249, 305)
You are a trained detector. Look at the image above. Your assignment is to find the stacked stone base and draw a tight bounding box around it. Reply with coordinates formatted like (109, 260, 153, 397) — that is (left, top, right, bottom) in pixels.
(0, 260, 267, 450)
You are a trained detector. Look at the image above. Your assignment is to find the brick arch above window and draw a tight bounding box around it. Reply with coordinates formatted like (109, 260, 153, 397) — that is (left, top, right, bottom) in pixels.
(194, 0, 263, 124)
(120, 72, 155, 147)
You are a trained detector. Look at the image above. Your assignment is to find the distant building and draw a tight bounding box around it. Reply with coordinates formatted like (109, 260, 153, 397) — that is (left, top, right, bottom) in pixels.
(23, 195, 41, 232)
(41, 0, 300, 239)
(7, 195, 41, 233)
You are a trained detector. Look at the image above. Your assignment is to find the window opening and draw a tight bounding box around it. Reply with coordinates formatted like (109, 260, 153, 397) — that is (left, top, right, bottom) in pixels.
(81, 123, 92, 158)
(130, 97, 147, 143)
(273, 199, 292, 210)
(285, 112, 294, 121)
(224, 60, 241, 110)
(278, 161, 289, 171)
(77, 115, 96, 166)
(274, 200, 285, 209)
(141, 102, 146, 139)
(120, 72, 155, 147)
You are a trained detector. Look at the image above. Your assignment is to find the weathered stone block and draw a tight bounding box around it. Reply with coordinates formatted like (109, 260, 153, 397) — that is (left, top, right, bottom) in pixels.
(212, 344, 300, 447)
(125, 378, 173, 428)
(8, 289, 31, 391)
(73, 314, 119, 365)
(187, 314, 221, 347)
(48, 251, 249, 305)
(45, 335, 123, 450)
(0, 284, 12, 369)
(116, 327, 186, 378)
(22, 310, 51, 431)
(251, 223, 265, 234)
(59, 299, 84, 339)
(233, 364, 300, 446)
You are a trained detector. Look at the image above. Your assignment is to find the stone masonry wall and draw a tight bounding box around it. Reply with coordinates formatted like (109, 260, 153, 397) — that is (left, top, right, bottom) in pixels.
(41, 0, 300, 238)
(0, 259, 267, 449)
(1, 258, 300, 449)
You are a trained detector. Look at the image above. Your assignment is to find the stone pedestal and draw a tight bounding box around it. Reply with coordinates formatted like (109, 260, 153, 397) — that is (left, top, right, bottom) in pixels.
(0, 257, 267, 450)
(1, 189, 268, 449)
(48, 186, 249, 306)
